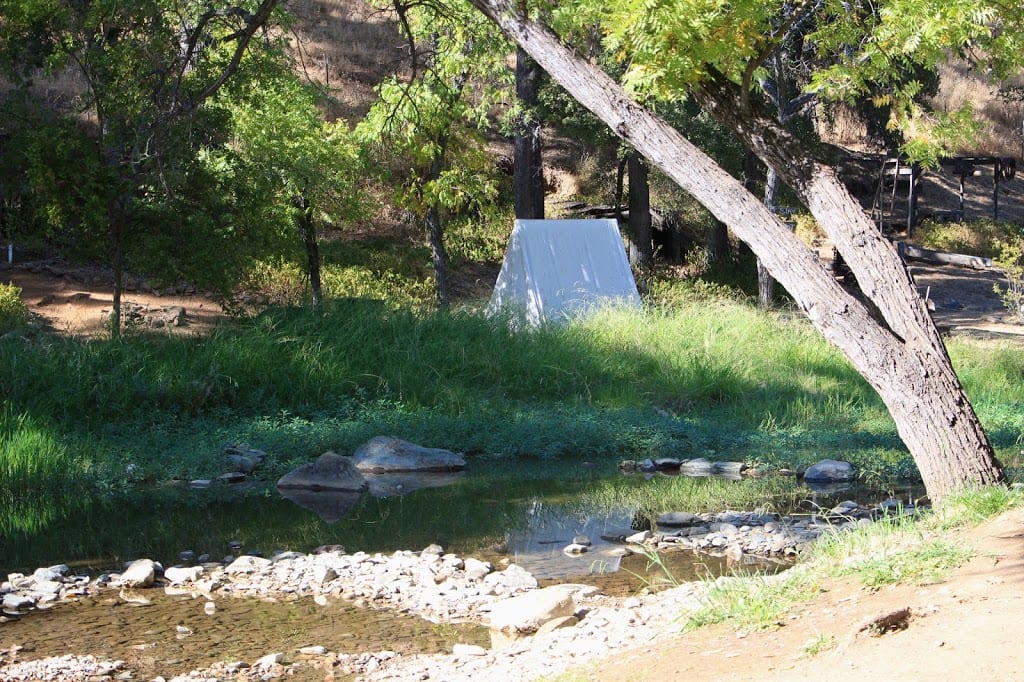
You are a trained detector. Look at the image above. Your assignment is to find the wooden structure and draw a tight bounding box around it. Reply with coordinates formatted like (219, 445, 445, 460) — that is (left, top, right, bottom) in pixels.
(872, 155, 1017, 234)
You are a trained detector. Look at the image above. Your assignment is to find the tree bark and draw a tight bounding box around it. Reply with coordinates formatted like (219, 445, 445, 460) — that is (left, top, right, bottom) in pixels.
(627, 151, 653, 268)
(468, 0, 1004, 501)
(514, 47, 544, 219)
(758, 166, 781, 308)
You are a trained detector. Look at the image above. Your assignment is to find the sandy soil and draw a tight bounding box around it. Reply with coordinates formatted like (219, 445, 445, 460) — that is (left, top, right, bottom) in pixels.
(2, 247, 1023, 340)
(580, 507, 1024, 682)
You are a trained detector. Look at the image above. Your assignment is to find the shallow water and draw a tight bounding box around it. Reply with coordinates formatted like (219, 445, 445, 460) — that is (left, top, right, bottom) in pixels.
(1, 588, 488, 679)
(0, 462, 907, 677)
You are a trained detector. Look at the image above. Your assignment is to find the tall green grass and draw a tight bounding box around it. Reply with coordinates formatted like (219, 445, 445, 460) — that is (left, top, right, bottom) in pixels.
(0, 409, 92, 534)
(1, 292, 1023, 493)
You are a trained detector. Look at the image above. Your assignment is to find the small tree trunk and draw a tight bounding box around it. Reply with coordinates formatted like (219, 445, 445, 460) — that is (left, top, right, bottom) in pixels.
(426, 205, 449, 308)
(758, 166, 781, 308)
(108, 198, 126, 338)
(707, 220, 729, 262)
(293, 193, 322, 308)
(514, 48, 544, 219)
(627, 151, 653, 267)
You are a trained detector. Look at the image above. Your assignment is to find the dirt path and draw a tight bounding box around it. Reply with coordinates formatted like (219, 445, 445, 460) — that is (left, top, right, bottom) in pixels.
(1, 260, 223, 336)
(577, 507, 1024, 682)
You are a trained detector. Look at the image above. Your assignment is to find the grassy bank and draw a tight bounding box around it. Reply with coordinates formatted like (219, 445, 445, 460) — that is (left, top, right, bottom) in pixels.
(3, 279, 1024, 570)
(676, 485, 1024, 634)
(3, 293, 1023, 494)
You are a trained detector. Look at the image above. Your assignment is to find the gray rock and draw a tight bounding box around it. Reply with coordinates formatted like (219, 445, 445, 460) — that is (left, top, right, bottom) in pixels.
(224, 443, 267, 466)
(165, 566, 204, 584)
(353, 436, 466, 473)
(225, 454, 256, 473)
(277, 451, 368, 492)
(625, 530, 651, 544)
(802, 459, 855, 482)
(32, 567, 65, 583)
(225, 555, 273, 574)
(712, 461, 745, 475)
(463, 558, 493, 581)
(657, 511, 700, 527)
(679, 458, 714, 475)
(2, 593, 35, 611)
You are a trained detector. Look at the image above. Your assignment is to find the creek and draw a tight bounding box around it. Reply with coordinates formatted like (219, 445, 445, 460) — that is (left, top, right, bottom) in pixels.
(0, 460, 910, 679)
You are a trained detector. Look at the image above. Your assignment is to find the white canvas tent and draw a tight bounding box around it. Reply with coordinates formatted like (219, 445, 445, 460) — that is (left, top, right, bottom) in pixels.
(487, 219, 641, 326)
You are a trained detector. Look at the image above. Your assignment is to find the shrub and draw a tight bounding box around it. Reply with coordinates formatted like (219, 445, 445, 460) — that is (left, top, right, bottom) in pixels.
(0, 284, 28, 332)
(916, 218, 1021, 258)
(992, 236, 1024, 319)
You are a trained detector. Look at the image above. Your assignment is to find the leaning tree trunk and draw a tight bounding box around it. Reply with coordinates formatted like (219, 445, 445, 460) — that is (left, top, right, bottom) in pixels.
(468, 0, 1004, 502)
(514, 47, 545, 219)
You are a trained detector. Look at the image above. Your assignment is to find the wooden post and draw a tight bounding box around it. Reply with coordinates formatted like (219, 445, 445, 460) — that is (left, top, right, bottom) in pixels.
(993, 162, 1000, 222)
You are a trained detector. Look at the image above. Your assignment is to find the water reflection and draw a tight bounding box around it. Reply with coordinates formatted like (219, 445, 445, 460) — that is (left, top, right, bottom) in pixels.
(506, 501, 637, 579)
(362, 471, 466, 498)
(276, 488, 363, 523)
(0, 463, 909, 583)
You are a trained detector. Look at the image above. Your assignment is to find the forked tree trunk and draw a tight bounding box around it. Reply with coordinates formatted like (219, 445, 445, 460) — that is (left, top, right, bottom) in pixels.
(469, 0, 1004, 502)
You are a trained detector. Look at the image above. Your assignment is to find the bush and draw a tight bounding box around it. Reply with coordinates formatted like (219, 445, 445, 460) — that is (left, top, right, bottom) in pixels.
(0, 284, 28, 332)
(993, 236, 1024, 319)
(916, 218, 1022, 258)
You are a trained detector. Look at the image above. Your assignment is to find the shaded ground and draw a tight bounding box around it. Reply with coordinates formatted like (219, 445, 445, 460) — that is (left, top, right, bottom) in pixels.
(581, 507, 1024, 682)
(2, 251, 1021, 340)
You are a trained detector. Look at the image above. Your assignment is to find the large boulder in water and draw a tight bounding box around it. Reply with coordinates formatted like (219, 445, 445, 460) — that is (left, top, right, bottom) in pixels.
(352, 436, 466, 473)
(277, 451, 368, 492)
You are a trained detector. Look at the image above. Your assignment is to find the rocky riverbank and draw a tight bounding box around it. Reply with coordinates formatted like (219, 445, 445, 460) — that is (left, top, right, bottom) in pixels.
(0, 497, 911, 681)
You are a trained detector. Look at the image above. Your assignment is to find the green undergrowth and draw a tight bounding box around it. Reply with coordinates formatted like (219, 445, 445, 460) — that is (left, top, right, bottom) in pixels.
(1, 291, 1024, 516)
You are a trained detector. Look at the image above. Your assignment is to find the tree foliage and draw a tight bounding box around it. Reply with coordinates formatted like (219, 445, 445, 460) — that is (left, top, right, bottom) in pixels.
(356, 0, 513, 306)
(553, 0, 1024, 163)
(0, 0, 282, 330)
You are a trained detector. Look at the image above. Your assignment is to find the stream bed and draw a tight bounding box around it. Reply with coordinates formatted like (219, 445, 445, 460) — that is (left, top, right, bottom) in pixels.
(0, 460, 906, 679)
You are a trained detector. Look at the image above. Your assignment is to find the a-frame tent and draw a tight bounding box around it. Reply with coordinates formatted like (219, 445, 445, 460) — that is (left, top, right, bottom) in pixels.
(487, 219, 641, 326)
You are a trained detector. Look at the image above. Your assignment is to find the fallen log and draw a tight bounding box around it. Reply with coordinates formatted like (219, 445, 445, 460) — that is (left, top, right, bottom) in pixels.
(897, 242, 993, 269)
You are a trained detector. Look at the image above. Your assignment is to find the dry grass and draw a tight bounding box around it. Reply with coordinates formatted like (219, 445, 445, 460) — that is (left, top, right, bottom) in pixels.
(930, 60, 1024, 158)
(286, 0, 406, 120)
